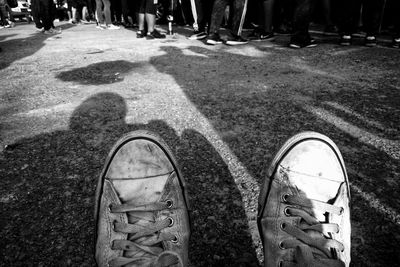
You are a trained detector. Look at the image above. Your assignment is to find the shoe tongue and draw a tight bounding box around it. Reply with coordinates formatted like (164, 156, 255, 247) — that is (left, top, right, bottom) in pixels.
(279, 140, 345, 203)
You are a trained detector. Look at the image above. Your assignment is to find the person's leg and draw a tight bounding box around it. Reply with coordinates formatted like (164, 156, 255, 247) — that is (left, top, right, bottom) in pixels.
(230, 0, 247, 36)
(41, 0, 53, 31)
(145, 12, 155, 32)
(206, 0, 228, 44)
(136, 0, 146, 36)
(121, 0, 131, 26)
(337, 0, 362, 45)
(393, 1, 400, 48)
(208, 0, 228, 34)
(0, 0, 8, 26)
(102, 0, 112, 25)
(30, 0, 44, 29)
(248, 0, 275, 40)
(71, 6, 78, 22)
(262, 0, 274, 33)
(258, 132, 351, 266)
(95, 0, 105, 25)
(321, 0, 337, 33)
(289, 0, 317, 48)
(362, 0, 384, 46)
(225, 0, 249, 45)
(145, 0, 165, 38)
(94, 131, 190, 267)
(82, 5, 89, 21)
(113, 0, 122, 23)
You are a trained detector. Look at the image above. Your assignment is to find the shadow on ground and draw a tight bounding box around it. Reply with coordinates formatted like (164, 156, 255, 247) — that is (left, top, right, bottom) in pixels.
(149, 44, 400, 266)
(0, 23, 75, 70)
(56, 60, 145, 85)
(0, 92, 257, 266)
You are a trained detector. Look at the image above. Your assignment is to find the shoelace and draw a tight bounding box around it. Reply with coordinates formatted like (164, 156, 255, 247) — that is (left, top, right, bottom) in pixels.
(279, 194, 345, 267)
(109, 200, 179, 267)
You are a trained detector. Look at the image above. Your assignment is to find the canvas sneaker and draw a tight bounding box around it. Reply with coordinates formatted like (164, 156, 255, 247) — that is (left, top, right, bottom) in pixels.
(94, 131, 190, 267)
(107, 24, 120, 30)
(96, 24, 107, 30)
(339, 35, 352, 46)
(365, 36, 377, 47)
(258, 132, 351, 267)
(206, 33, 223, 45)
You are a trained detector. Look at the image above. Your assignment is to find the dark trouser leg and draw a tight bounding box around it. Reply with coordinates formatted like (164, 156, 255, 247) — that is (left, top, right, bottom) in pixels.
(261, 0, 274, 32)
(209, 0, 229, 33)
(40, 0, 53, 30)
(121, 0, 130, 23)
(291, 0, 316, 42)
(31, 0, 43, 28)
(112, 0, 122, 22)
(231, 0, 247, 35)
(362, 0, 384, 36)
(337, 0, 361, 35)
(395, 2, 400, 39)
(0, 3, 8, 26)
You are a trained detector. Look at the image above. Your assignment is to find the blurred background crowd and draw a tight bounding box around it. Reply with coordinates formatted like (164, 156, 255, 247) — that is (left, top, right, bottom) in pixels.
(0, 0, 399, 48)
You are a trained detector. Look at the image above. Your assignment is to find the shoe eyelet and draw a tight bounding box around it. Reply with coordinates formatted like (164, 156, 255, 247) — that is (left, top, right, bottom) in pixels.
(280, 222, 287, 230)
(278, 260, 283, 267)
(283, 207, 291, 216)
(281, 194, 289, 203)
(278, 241, 285, 249)
(339, 207, 344, 215)
(168, 217, 174, 227)
(166, 199, 173, 208)
(171, 235, 178, 243)
(108, 203, 113, 213)
(112, 220, 117, 231)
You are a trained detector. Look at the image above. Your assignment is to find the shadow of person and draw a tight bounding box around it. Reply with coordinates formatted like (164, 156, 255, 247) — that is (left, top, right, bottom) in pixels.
(148, 45, 400, 266)
(1, 92, 258, 266)
(0, 23, 76, 70)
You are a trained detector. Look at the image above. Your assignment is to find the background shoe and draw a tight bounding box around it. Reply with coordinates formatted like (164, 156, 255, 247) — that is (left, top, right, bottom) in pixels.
(392, 38, 400, 48)
(206, 33, 223, 45)
(324, 25, 338, 34)
(226, 35, 248, 46)
(188, 31, 207, 40)
(107, 24, 120, 30)
(147, 29, 166, 39)
(96, 24, 106, 30)
(94, 131, 190, 267)
(289, 38, 317, 49)
(248, 29, 275, 41)
(258, 132, 351, 267)
(339, 35, 352, 46)
(43, 29, 55, 34)
(136, 30, 146, 38)
(365, 36, 377, 47)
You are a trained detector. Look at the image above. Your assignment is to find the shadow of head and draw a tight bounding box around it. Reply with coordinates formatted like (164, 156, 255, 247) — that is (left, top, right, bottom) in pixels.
(56, 60, 142, 85)
(69, 92, 127, 149)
